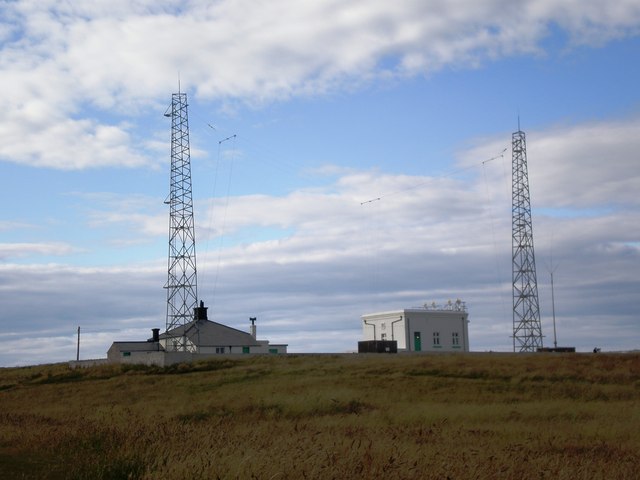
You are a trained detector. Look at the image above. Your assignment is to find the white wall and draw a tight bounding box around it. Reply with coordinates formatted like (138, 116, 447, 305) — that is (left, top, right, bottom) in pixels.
(362, 309, 469, 352)
(198, 344, 288, 354)
(362, 312, 407, 348)
(112, 348, 288, 366)
(159, 336, 197, 353)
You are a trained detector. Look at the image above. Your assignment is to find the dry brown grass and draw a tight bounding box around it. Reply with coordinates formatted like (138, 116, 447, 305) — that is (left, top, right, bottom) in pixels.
(1, 353, 639, 479)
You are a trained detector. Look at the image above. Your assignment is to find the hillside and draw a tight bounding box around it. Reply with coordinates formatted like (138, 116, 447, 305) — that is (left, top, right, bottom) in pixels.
(1, 353, 639, 479)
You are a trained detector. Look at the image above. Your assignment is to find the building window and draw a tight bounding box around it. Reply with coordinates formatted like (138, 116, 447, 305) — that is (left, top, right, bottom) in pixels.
(433, 332, 440, 346)
(216, 347, 225, 354)
(452, 332, 460, 346)
(269, 348, 278, 354)
(242, 346, 250, 354)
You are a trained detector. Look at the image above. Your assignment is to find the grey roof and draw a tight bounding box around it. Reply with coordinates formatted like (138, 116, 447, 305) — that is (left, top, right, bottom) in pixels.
(159, 319, 259, 347)
(108, 341, 163, 353)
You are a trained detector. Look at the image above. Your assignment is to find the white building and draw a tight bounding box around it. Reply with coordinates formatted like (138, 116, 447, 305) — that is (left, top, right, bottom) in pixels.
(107, 302, 287, 366)
(361, 300, 469, 352)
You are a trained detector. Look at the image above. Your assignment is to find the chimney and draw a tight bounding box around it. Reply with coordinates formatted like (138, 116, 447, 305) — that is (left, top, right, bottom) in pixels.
(151, 328, 160, 342)
(250, 317, 257, 339)
(194, 300, 208, 321)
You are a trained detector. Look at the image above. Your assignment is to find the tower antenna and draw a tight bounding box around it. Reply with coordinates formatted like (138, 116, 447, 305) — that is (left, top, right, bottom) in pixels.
(511, 126, 543, 352)
(164, 92, 199, 352)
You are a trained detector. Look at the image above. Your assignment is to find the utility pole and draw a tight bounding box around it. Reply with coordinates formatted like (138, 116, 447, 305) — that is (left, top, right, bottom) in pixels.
(551, 270, 557, 349)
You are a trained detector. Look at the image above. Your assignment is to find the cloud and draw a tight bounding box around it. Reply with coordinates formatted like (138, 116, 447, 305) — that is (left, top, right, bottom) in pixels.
(2, 1, 640, 169)
(460, 118, 640, 209)
(528, 120, 640, 209)
(1, 116, 638, 365)
(102, 119, 640, 354)
(0, 261, 164, 331)
(78, 192, 167, 237)
(0, 221, 35, 232)
(1, 187, 638, 364)
(183, 118, 640, 358)
(1, 0, 639, 365)
(0, 242, 77, 260)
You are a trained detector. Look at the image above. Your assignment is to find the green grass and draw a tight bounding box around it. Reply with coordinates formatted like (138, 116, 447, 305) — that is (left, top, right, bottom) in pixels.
(1, 353, 639, 479)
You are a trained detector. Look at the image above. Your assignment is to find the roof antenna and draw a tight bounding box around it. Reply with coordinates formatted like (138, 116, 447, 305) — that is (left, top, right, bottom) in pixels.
(178, 72, 181, 94)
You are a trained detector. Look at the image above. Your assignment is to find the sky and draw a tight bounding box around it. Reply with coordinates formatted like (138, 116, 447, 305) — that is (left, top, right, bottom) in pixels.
(1, 0, 639, 366)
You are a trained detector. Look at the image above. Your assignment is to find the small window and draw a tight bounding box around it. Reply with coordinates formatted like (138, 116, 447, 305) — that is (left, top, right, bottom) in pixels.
(215, 347, 225, 354)
(123, 351, 131, 357)
(242, 346, 250, 354)
(433, 332, 440, 346)
(269, 348, 278, 354)
(452, 332, 460, 346)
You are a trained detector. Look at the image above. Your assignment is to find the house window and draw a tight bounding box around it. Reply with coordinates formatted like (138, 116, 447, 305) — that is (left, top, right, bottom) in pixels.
(242, 346, 250, 354)
(433, 332, 440, 346)
(452, 332, 460, 346)
(215, 347, 225, 354)
(123, 352, 131, 357)
(269, 348, 278, 354)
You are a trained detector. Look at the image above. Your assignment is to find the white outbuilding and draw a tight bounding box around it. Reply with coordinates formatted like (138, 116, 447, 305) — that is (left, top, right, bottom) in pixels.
(361, 300, 469, 352)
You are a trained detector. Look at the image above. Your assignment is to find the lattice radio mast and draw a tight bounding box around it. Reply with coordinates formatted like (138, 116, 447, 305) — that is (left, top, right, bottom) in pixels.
(512, 126, 543, 352)
(164, 92, 198, 352)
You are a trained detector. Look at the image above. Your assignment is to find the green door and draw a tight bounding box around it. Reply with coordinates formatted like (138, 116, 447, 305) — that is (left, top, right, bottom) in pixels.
(413, 332, 421, 352)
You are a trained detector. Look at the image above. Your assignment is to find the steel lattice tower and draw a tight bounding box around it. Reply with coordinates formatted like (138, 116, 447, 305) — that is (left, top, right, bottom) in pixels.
(164, 92, 198, 352)
(512, 128, 543, 352)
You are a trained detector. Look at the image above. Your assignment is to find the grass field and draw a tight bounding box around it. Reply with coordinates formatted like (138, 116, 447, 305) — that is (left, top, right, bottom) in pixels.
(0, 352, 639, 479)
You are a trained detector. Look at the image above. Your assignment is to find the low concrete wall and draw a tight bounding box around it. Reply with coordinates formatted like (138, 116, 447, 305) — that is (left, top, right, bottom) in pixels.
(116, 350, 288, 367)
(68, 358, 109, 369)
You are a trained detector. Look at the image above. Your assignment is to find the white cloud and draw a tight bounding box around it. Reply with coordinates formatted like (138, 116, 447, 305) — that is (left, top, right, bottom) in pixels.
(0, 242, 77, 259)
(0, 2, 638, 364)
(78, 192, 167, 237)
(460, 118, 640, 209)
(2, 1, 640, 169)
(192, 119, 638, 355)
(528, 120, 640, 208)
(1, 116, 638, 364)
(1, 167, 638, 364)
(0, 221, 35, 232)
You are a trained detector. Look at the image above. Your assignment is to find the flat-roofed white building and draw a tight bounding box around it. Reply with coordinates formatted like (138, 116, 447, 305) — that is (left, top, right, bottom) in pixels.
(361, 300, 469, 352)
